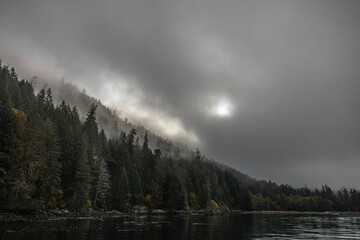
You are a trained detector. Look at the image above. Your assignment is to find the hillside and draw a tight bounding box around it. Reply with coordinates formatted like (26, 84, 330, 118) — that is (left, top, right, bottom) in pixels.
(33, 77, 192, 160)
(1, 61, 360, 212)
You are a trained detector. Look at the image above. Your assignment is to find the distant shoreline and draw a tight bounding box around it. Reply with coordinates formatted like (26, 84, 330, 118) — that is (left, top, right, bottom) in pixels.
(241, 210, 360, 215)
(1, 209, 360, 221)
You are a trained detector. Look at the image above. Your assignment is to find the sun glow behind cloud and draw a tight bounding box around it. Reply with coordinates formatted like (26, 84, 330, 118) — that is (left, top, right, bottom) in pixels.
(214, 100, 232, 117)
(205, 95, 235, 118)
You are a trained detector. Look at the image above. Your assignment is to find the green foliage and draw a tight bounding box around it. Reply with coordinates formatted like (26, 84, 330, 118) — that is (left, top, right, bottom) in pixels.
(34, 119, 62, 207)
(93, 157, 110, 208)
(189, 193, 199, 209)
(71, 135, 91, 209)
(162, 166, 186, 210)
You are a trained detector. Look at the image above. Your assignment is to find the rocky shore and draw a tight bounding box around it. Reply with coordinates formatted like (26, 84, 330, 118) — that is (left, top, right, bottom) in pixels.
(1, 209, 358, 222)
(0, 208, 234, 221)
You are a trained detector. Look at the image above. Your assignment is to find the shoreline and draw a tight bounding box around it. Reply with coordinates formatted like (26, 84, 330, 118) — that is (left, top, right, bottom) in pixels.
(1, 209, 360, 221)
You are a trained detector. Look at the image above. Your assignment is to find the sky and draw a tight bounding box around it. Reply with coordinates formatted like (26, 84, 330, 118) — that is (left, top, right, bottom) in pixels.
(1, 0, 360, 189)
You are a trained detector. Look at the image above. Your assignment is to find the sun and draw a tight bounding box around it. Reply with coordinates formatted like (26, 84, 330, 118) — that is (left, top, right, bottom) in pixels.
(214, 100, 232, 117)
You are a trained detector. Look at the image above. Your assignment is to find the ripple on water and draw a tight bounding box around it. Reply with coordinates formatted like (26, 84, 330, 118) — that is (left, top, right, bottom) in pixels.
(1, 214, 360, 239)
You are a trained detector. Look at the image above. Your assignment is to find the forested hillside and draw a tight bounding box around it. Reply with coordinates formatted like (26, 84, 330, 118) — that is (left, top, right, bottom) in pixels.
(33, 77, 192, 160)
(1, 60, 360, 211)
(0, 61, 250, 210)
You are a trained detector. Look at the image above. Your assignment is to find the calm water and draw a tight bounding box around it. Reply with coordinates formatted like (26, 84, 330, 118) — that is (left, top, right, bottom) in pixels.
(1, 214, 360, 239)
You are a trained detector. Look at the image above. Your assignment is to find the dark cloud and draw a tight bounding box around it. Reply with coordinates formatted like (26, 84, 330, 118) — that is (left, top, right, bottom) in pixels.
(1, 0, 360, 188)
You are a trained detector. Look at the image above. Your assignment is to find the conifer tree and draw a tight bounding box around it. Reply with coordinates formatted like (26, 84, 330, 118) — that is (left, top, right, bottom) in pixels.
(71, 135, 91, 209)
(36, 119, 62, 206)
(93, 157, 110, 208)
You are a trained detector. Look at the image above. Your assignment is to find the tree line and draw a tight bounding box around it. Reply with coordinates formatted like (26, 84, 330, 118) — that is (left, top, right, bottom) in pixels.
(0, 60, 359, 211)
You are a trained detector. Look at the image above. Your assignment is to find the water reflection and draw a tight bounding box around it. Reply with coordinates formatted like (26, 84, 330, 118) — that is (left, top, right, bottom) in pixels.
(1, 214, 360, 239)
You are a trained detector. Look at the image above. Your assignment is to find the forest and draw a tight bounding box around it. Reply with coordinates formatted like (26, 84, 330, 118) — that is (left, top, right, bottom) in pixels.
(1, 60, 360, 212)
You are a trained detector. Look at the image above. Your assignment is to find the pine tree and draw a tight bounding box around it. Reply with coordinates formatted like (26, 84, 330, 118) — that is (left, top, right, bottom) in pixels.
(36, 119, 62, 207)
(44, 88, 55, 118)
(142, 131, 149, 151)
(0, 63, 11, 106)
(0, 105, 24, 206)
(18, 79, 36, 112)
(93, 157, 110, 208)
(71, 135, 91, 209)
(8, 67, 22, 109)
(117, 167, 130, 209)
(83, 103, 98, 146)
(127, 129, 137, 156)
(36, 89, 46, 117)
(83, 103, 100, 205)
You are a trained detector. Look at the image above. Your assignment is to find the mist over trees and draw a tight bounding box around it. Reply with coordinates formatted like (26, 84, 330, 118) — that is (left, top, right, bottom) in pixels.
(1, 61, 360, 212)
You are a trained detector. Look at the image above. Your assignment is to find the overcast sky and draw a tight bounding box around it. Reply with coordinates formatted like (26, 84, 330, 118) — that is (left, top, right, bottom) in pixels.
(1, 0, 360, 188)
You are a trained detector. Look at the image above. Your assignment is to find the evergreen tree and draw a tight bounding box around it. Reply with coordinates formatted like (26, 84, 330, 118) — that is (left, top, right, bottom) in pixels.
(0, 62, 10, 106)
(83, 103, 100, 205)
(127, 128, 137, 156)
(35, 119, 62, 207)
(71, 135, 91, 209)
(93, 157, 110, 208)
(8, 67, 22, 109)
(0, 106, 25, 207)
(163, 170, 186, 210)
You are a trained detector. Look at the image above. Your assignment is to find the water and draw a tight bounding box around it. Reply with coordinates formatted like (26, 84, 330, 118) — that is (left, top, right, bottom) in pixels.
(1, 214, 360, 239)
